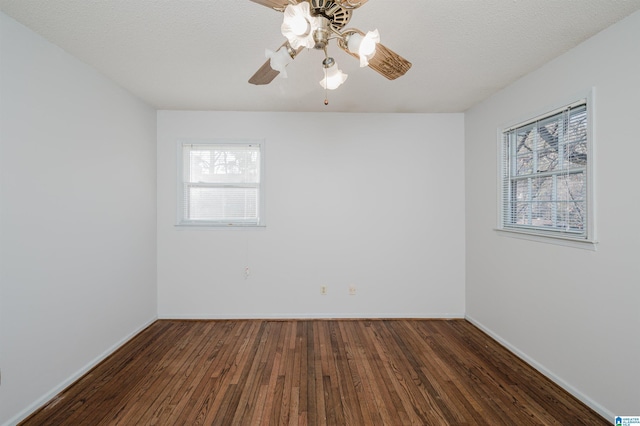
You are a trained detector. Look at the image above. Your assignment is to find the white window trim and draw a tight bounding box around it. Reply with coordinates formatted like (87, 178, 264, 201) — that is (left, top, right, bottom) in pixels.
(495, 89, 597, 250)
(176, 138, 266, 228)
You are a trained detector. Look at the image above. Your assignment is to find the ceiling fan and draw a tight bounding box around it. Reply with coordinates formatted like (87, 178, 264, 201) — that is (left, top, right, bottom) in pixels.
(248, 0, 412, 103)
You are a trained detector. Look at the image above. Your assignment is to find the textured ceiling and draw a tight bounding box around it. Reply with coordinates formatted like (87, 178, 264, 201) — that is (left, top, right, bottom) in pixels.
(2, 0, 640, 113)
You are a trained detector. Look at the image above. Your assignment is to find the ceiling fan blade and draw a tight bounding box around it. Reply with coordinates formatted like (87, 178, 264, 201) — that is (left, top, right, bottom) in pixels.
(248, 59, 281, 85)
(340, 37, 412, 80)
(249, 42, 305, 85)
(366, 43, 412, 80)
(342, 0, 369, 8)
(248, 0, 291, 11)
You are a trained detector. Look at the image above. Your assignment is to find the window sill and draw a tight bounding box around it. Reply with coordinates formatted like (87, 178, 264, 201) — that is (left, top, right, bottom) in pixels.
(495, 228, 597, 251)
(175, 223, 266, 230)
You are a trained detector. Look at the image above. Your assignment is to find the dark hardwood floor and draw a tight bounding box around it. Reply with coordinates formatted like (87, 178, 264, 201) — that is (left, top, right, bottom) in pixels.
(21, 319, 608, 425)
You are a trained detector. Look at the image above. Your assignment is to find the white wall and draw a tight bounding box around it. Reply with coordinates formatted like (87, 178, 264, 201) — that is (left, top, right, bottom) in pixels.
(158, 111, 465, 319)
(465, 10, 640, 419)
(9, 2, 634, 422)
(0, 13, 157, 425)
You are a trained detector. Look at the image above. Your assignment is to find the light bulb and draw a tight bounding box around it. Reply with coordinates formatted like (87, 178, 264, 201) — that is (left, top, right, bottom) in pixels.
(281, 2, 319, 49)
(347, 29, 380, 67)
(290, 16, 309, 36)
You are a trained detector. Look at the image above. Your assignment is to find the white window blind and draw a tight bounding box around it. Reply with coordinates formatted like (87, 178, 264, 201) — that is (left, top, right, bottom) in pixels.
(500, 102, 590, 240)
(178, 141, 264, 227)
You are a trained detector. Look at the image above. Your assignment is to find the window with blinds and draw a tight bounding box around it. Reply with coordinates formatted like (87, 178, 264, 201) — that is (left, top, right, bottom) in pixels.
(500, 100, 593, 242)
(178, 140, 265, 227)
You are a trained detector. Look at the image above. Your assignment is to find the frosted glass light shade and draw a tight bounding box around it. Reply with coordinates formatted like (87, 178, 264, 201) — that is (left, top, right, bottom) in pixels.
(347, 29, 380, 67)
(319, 63, 348, 90)
(281, 2, 318, 49)
(266, 46, 293, 77)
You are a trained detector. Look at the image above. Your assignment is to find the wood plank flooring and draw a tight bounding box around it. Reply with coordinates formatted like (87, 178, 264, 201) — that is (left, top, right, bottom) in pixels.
(21, 319, 608, 425)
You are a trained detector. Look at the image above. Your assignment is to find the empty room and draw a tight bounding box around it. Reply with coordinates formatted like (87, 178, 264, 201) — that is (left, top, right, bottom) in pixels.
(1, 1, 639, 424)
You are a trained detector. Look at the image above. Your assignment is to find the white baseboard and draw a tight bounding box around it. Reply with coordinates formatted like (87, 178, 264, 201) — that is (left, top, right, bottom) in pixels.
(464, 314, 612, 421)
(158, 312, 466, 320)
(3, 317, 157, 426)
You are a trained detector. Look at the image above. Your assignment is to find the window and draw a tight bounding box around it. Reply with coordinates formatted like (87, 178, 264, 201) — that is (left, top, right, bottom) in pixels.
(499, 98, 595, 247)
(178, 140, 265, 227)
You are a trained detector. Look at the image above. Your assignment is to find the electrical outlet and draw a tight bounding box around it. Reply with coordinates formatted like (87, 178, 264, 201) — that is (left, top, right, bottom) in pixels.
(320, 285, 328, 295)
(349, 286, 356, 295)
(244, 267, 250, 280)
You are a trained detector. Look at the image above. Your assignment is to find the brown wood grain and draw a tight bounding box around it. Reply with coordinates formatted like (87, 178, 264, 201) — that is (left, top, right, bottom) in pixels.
(249, 0, 289, 12)
(20, 319, 609, 425)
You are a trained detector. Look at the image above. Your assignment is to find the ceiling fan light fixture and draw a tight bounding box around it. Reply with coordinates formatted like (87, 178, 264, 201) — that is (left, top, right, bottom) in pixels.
(320, 60, 348, 90)
(249, 0, 412, 97)
(266, 45, 295, 77)
(347, 29, 380, 67)
(281, 2, 319, 49)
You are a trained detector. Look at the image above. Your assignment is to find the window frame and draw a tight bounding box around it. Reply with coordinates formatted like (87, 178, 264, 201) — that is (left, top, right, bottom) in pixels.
(176, 139, 266, 228)
(496, 92, 597, 250)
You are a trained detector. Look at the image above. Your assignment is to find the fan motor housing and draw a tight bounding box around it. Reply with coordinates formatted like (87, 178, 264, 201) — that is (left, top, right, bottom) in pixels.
(308, 0, 352, 30)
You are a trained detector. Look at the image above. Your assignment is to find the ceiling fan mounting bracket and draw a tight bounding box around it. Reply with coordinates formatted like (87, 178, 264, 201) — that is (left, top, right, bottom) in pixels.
(308, 0, 352, 30)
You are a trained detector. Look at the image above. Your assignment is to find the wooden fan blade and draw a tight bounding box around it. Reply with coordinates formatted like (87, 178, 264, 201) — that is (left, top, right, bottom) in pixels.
(248, 43, 305, 85)
(342, 40, 412, 80)
(343, 0, 369, 8)
(248, 0, 290, 11)
(367, 43, 412, 80)
(249, 59, 281, 85)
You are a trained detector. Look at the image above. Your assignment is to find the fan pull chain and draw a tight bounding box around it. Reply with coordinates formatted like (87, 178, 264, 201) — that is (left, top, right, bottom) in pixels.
(324, 74, 329, 105)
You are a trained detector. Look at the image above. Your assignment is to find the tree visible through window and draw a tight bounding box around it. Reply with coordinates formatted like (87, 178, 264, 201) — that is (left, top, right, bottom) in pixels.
(501, 102, 589, 239)
(179, 141, 264, 226)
